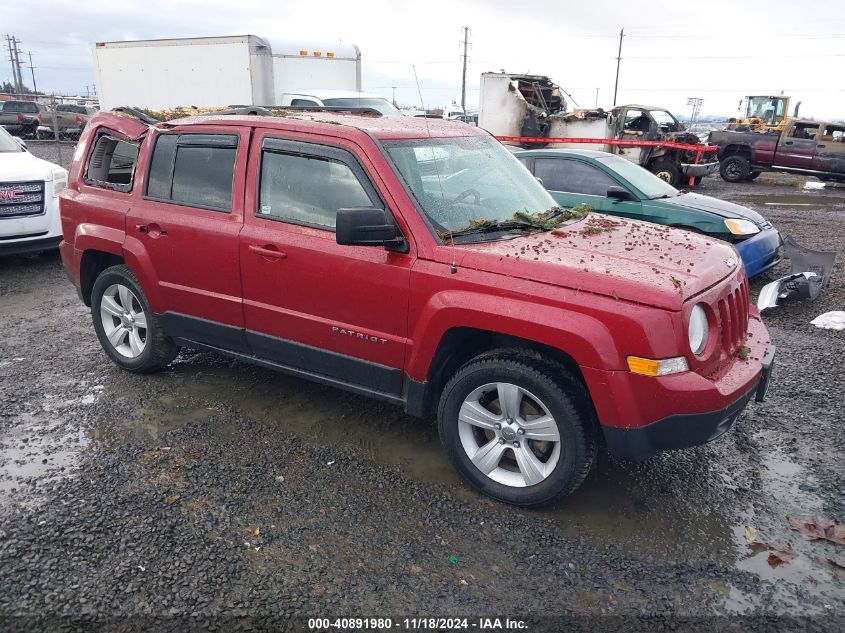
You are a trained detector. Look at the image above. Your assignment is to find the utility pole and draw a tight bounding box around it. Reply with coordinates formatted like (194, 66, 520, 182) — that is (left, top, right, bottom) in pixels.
(12, 36, 25, 94)
(5, 35, 24, 94)
(460, 26, 470, 113)
(612, 28, 624, 107)
(595, 88, 599, 108)
(391, 86, 397, 107)
(26, 51, 37, 95)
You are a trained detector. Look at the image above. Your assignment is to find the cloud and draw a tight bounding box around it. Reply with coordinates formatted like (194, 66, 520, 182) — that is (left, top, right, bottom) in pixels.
(4, 0, 844, 117)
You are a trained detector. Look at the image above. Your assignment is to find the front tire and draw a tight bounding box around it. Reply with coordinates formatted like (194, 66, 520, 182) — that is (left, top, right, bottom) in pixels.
(720, 155, 751, 182)
(437, 352, 595, 507)
(649, 160, 681, 186)
(91, 265, 179, 373)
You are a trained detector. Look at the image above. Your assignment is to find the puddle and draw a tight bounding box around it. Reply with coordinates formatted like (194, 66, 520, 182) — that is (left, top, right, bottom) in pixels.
(0, 412, 89, 505)
(0, 383, 102, 507)
(108, 359, 461, 489)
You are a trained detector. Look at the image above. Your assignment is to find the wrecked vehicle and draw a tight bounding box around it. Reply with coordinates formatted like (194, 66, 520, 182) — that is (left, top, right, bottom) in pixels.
(710, 119, 845, 183)
(514, 148, 781, 278)
(60, 107, 773, 507)
(478, 72, 718, 186)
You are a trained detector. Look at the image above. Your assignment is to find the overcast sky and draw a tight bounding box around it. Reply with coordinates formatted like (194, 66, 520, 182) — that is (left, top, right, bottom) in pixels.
(5, 0, 845, 119)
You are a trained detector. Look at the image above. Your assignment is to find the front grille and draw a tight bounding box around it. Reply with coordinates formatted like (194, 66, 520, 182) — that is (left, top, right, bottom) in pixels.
(717, 277, 749, 355)
(0, 180, 45, 218)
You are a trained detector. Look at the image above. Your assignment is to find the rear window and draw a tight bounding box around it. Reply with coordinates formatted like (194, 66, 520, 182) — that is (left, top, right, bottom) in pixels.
(145, 133, 238, 211)
(57, 104, 88, 114)
(3, 101, 38, 113)
(85, 133, 140, 192)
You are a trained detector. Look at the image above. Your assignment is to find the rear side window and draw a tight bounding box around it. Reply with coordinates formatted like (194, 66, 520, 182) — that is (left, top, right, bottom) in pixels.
(290, 98, 319, 107)
(145, 133, 238, 211)
(534, 158, 617, 196)
(258, 150, 372, 229)
(85, 133, 140, 192)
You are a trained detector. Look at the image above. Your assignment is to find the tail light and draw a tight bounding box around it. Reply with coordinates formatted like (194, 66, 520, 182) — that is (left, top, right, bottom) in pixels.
(35, 113, 42, 124)
(16, 114, 24, 124)
(76, 115, 82, 125)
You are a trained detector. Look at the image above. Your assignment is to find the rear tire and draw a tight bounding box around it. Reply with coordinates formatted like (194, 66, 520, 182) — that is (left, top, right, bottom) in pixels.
(437, 351, 595, 507)
(90, 265, 179, 373)
(720, 155, 751, 182)
(649, 160, 681, 186)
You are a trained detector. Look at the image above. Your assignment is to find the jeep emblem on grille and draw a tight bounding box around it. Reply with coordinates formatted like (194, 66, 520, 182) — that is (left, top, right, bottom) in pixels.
(725, 257, 737, 268)
(0, 190, 22, 200)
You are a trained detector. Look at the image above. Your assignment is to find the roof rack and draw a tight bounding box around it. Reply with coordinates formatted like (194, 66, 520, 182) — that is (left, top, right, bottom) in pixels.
(110, 104, 384, 125)
(219, 105, 384, 117)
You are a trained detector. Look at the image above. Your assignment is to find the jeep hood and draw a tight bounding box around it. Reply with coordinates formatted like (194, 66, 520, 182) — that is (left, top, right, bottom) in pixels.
(446, 215, 739, 311)
(665, 192, 766, 225)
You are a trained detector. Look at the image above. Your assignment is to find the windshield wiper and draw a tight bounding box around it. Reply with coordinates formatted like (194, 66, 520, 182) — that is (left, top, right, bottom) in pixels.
(447, 219, 541, 238)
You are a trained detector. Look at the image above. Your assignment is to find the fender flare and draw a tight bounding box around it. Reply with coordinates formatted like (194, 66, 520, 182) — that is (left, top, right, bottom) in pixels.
(405, 290, 622, 383)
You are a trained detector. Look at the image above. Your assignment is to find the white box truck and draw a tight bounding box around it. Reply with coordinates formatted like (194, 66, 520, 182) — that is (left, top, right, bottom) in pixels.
(92, 35, 382, 112)
(93, 35, 275, 111)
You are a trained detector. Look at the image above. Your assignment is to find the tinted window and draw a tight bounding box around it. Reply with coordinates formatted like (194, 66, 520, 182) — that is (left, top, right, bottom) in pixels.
(145, 134, 238, 211)
(57, 104, 87, 114)
(85, 134, 140, 192)
(534, 158, 617, 196)
(146, 134, 177, 199)
(790, 123, 820, 140)
(4, 102, 38, 113)
(259, 151, 372, 229)
(290, 99, 319, 107)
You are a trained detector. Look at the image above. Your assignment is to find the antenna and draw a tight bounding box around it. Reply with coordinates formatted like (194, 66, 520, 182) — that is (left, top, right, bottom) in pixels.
(412, 65, 456, 261)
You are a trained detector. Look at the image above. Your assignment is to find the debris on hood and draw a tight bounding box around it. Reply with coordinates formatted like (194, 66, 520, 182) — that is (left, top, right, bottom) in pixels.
(810, 312, 845, 331)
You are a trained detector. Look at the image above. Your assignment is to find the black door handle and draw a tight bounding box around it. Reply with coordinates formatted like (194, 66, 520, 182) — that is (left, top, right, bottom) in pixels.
(784, 141, 793, 145)
(817, 144, 826, 148)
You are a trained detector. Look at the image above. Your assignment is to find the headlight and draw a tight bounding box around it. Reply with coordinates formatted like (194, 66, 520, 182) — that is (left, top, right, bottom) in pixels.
(724, 218, 759, 236)
(52, 168, 67, 197)
(688, 303, 709, 355)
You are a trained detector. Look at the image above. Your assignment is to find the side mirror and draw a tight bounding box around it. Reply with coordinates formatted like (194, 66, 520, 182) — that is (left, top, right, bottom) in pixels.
(535, 176, 544, 186)
(13, 136, 27, 150)
(336, 207, 406, 251)
(607, 186, 637, 202)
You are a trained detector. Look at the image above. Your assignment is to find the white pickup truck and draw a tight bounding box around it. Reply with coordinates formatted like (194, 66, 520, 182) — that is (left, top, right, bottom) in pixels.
(0, 128, 67, 256)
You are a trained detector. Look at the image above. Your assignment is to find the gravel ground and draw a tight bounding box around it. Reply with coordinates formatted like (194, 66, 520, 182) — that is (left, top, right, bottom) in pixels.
(1, 149, 843, 631)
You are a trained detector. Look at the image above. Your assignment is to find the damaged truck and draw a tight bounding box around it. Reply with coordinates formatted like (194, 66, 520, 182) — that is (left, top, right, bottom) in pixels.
(479, 72, 718, 187)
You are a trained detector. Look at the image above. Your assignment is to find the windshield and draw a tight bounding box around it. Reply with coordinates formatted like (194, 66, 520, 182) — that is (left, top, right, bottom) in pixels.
(746, 96, 785, 120)
(385, 136, 558, 238)
(595, 155, 678, 199)
(322, 97, 402, 117)
(650, 110, 681, 132)
(0, 127, 24, 152)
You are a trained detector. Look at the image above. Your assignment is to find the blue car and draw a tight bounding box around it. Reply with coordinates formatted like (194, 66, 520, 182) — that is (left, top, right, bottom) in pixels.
(514, 149, 781, 278)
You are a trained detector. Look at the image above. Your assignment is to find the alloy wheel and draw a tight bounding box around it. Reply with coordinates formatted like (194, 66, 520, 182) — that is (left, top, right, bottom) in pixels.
(457, 382, 561, 487)
(99, 283, 148, 358)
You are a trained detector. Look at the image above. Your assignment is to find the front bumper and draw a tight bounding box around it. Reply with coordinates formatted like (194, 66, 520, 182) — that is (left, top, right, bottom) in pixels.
(0, 234, 61, 256)
(735, 227, 782, 278)
(603, 344, 775, 462)
(681, 161, 719, 178)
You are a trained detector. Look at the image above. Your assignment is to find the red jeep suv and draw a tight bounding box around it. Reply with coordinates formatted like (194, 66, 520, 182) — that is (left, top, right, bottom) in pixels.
(59, 109, 775, 507)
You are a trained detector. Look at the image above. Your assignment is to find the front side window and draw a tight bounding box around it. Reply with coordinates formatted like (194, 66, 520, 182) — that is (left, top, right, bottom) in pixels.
(790, 123, 820, 140)
(258, 150, 372, 229)
(384, 135, 557, 237)
(534, 158, 617, 196)
(85, 133, 140, 192)
(145, 133, 238, 211)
